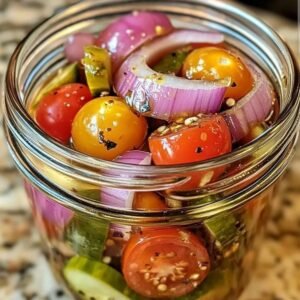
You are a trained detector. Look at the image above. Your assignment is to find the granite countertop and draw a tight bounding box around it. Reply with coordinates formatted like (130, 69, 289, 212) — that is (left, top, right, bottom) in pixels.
(0, 1, 299, 299)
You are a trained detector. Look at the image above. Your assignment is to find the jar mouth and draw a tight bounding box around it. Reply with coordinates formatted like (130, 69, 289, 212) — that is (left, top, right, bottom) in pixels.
(3, 0, 300, 220)
(4, 120, 298, 224)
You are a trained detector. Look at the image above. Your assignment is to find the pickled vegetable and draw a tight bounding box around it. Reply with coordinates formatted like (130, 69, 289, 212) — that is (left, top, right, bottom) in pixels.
(30, 63, 79, 112)
(65, 215, 109, 260)
(82, 45, 112, 96)
(153, 47, 191, 75)
(64, 256, 138, 300)
(202, 213, 243, 259)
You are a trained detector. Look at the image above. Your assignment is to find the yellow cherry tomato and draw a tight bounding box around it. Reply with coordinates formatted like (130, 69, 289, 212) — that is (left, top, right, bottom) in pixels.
(71, 97, 148, 160)
(182, 47, 253, 99)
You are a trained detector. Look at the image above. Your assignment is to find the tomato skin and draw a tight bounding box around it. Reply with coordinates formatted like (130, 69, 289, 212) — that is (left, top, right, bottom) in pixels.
(133, 192, 167, 211)
(149, 115, 231, 190)
(71, 97, 148, 160)
(149, 115, 231, 165)
(122, 228, 210, 298)
(182, 47, 253, 99)
(35, 83, 92, 144)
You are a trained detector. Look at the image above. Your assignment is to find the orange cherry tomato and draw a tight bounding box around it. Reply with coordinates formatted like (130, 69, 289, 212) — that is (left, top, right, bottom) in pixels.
(122, 228, 210, 298)
(133, 192, 167, 211)
(71, 97, 148, 160)
(35, 83, 92, 144)
(182, 47, 253, 99)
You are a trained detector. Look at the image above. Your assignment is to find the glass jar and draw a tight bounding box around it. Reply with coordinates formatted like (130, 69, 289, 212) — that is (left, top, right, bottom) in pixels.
(3, 0, 300, 299)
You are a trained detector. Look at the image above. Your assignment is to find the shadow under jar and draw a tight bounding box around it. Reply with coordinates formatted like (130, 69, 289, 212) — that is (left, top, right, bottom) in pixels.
(3, 0, 300, 299)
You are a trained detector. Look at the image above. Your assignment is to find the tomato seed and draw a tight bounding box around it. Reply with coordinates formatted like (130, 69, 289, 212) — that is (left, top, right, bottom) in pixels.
(189, 273, 200, 280)
(157, 125, 167, 133)
(226, 98, 236, 107)
(184, 116, 198, 126)
(166, 252, 175, 258)
(157, 284, 168, 292)
(102, 256, 111, 264)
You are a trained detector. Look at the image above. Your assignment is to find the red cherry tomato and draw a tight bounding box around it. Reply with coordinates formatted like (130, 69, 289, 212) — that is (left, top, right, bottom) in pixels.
(122, 228, 210, 298)
(35, 83, 92, 144)
(148, 115, 232, 189)
(149, 115, 231, 165)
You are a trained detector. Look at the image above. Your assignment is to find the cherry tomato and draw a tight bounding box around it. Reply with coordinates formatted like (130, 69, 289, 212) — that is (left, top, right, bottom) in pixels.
(149, 115, 231, 165)
(71, 97, 148, 160)
(149, 115, 231, 190)
(133, 192, 167, 211)
(182, 47, 253, 99)
(122, 228, 210, 298)
(35, 83, 92, 144)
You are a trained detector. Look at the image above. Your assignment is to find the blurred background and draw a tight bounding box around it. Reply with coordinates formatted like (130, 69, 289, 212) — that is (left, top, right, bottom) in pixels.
(239, 0, 298, 20)
(0, 0, 299, 300)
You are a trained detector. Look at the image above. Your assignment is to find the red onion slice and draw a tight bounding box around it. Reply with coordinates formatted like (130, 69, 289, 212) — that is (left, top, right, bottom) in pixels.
(24, 181, 73, 227)
(64, 32, 96, 62)
(101, 151, 151, 255)
(97, 11, 173, 71)
(101, 150, 151, 208)
(114, 30, 228, 121)
(222, 61, 275, 142)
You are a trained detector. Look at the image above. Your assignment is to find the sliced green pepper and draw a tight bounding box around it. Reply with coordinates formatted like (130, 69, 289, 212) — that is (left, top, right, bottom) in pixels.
(82, 45, 112, 96)
(31, 63, 79, 111)
(203, 212, 244, 259)
(153, 47, 191, 75)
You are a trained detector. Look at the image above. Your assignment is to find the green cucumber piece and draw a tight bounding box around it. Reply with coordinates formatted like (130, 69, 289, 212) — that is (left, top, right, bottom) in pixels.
(83, 45, 112, 96)
(64, 256, 137, 300)
(203, 213, 241, 258)
(31, 63, 78, 111)
(153, 47, 191, 75)
(176, 269, 231, 300)
(65, 214, 109, 260)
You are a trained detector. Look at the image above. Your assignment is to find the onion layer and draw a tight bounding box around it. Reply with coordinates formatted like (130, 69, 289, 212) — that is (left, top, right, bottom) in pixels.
(64, 32, 96, 62)
(24, 182, 73, 227)
(101, 150, 151, 208)
(222, 61, 275, 142)
(114, 30, 227, 121)
(97, 11, 173, 71)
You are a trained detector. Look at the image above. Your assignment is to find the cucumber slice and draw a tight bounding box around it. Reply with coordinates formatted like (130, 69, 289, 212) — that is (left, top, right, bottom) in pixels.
(83, 46, 112, 96)
(203, 213, 241, 258)
(65, 214, 109, 260)
(30, 63, 79, 112)
(153, 47, 191, 75)
(64, 256, 137, 300)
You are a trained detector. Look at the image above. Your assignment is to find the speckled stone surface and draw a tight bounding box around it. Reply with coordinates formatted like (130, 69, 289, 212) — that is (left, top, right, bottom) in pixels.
(0, 1, 299, 299)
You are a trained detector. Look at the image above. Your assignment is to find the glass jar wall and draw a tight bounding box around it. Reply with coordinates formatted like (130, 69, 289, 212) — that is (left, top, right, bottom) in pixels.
(3, 0, 300, 299)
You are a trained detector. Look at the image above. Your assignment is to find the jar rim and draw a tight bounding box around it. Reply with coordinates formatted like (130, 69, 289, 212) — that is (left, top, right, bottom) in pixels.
(3, 0, 300, 221)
